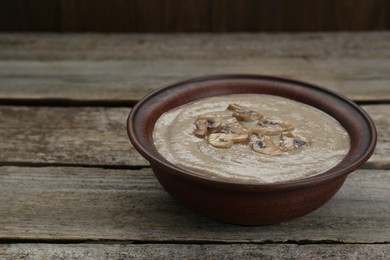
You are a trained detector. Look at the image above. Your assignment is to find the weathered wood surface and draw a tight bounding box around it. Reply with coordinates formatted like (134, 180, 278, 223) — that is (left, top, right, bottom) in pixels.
(0, 106, 147, 166)
(1, 243, 389, 260)
(0, 33, 390, 102)
(361, 105, 390, 169)
(0, 166, 388, 243)
(0, 105, 388, 168)
(1, 32, 389, 257)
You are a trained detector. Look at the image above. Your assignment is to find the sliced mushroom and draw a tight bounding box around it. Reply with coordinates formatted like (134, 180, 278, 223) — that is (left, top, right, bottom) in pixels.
(208, 133, 250, 148)
(193, 104, 310, 154)
(194, 115, 222, 138)
(251, 117, 294, 136)
(219, 122, 249, 135)
(227, 103, 263, 121)
(251, 136, 283, 156)
(194, 119, 208, 137)
(226, 103, 247, 111)
(258, 118, 294, 131)
(208, 133, 233, 148)
(232, 133, 251, 143)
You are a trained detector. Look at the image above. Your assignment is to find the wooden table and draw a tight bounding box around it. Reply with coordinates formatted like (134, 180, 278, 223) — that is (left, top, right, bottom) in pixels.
(0, 32, 389, 259)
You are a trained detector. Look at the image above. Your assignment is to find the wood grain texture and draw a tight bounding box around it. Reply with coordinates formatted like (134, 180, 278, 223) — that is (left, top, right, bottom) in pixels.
(0, 31, 387, 257)
(0, 33, 389, 102)
(0, 105, 388, 168)
(0, 0, 61, 31)
(361, 105, 390, 169)
(0, 243, 389, 259)
(211, 0, 390, 32)
(135, 0, 210, 32)
(0, 166, 388, 243)
(0, 106, 147, 166)
(59, 0, 136, 32)
(1, 0, 390, 32)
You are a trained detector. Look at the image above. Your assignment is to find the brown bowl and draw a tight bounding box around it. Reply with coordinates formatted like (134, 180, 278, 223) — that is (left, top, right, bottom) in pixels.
(127, 74, 377, 225)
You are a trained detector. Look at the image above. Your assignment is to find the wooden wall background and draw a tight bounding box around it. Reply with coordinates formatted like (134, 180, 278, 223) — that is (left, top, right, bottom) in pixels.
(0, 0, 389, 32)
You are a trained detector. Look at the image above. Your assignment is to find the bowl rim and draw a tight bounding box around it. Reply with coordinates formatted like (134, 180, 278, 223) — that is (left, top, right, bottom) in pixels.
(127, 74, 377, 191)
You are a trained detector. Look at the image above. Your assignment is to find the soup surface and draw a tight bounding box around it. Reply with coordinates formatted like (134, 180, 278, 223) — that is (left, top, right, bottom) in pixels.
(153, 94, 350, 183)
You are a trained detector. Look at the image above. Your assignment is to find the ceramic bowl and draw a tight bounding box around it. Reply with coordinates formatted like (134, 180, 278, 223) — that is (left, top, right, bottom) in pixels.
(127, 74, 376, 225)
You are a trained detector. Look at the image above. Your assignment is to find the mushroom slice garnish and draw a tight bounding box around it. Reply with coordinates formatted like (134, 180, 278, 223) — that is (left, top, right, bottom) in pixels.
(227, 103, 263, 121)
(226, 103, 248, 111)
(251, 136, 283, 155)
(252, 118, 295, 136)
(219, 122, 249, 135)
(208, 133, 234, 148)
(258, 118, 294, 131)
(193, 104, 309, 154)
(232, 133, 251, 143)
(208, 133, 250, 148)
(194, 119, 208, 138)
(194, 115, 222, 138)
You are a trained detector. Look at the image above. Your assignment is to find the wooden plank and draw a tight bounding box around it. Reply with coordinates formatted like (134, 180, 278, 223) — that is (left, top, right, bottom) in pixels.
(0, 106, 147, 166)
(361, 105, 390, 170)
(0, 33, 390, 102)
(211, 0, 390, 32)
(0, 166, 388, 243)
(2, 32, 390, 61)
(0, 105, 388, 168)
(2, 58, 390, 103)
(0, 0, 61, 32)
(59, 0, 136, 32)
(0, 243, 389, 259)
(135, 0, 210, 32)
(61, 0, 209, 33)
(1, 1, 390, 33)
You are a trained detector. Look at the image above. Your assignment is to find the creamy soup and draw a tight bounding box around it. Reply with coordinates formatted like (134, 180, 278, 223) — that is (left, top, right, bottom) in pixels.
(152, 94, 350, 183)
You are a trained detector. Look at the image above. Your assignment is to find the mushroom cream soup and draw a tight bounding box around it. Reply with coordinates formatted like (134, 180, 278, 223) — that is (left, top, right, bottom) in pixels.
(152, 94, 350, 183)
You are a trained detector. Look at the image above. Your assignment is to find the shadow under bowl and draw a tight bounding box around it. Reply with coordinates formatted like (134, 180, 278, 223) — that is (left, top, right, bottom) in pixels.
(127, 74, 377, 225)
